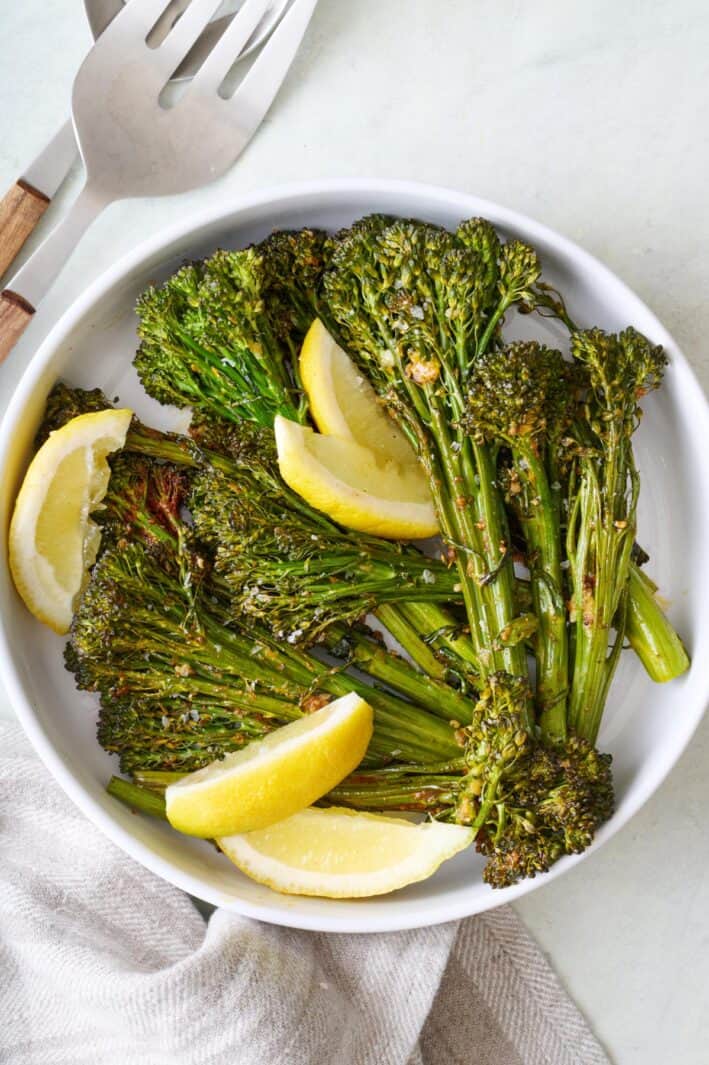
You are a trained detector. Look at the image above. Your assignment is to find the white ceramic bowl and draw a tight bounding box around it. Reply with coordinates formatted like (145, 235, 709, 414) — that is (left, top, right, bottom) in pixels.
(1, 180, 708, 933)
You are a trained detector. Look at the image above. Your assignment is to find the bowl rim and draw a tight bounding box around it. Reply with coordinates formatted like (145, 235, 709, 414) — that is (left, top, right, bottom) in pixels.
(1, 177, 708, 932)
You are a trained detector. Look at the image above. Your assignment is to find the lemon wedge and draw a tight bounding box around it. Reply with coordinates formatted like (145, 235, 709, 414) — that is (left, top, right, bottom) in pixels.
(165, 692, 373, 838)
(300, 318, 418, 468)
(218, 806, 473, 898)
(9, 407, 132, 634)
(274, 415, 438, 539)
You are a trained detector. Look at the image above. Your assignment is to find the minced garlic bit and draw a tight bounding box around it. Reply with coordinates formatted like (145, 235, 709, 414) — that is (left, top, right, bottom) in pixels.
(405, 356, 440, 385)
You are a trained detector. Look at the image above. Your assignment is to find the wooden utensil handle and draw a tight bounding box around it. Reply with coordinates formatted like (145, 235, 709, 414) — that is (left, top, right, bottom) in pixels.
(0, 290, 34, 362)
(0, 183, 106, 364)
(0, 181, 50, 278)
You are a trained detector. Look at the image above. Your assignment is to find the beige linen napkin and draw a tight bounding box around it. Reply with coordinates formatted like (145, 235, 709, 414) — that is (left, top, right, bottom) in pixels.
(0, 720, 609, 1065)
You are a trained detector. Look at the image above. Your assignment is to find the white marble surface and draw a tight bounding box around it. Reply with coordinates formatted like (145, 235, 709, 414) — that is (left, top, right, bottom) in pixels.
(1, 2, 708, 1061)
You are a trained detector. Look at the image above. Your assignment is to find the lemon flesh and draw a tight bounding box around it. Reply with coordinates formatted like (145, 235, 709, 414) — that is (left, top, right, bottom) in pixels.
(300, 318, 418, 468)
(9, 408, 133, 634)
(275, 415, 438, 539)
(218, 806, 473, 898)
(165, 692, 373, 838)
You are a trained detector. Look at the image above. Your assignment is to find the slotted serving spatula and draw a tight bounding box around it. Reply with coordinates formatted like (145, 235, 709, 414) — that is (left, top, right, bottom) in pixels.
(0, 0, 291, 282)
(0, 0, 318, 362)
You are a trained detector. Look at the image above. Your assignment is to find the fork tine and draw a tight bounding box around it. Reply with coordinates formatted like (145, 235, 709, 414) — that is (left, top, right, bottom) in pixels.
(101, 0, 176, 41)
(223, 0, 318, 127)
(187, 0, 272, 91)
(153, 0, 225, 74)
(146, 0, 192, 48)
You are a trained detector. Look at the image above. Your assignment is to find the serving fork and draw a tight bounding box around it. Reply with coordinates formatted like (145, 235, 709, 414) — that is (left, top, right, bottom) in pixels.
(0, 0, 291, 280)
(0, 0, 318, 362)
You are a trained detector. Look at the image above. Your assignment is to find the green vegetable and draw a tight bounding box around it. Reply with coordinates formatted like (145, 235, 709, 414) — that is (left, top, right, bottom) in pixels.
(134, 229, 327, 427)
(334, 672, 614, 888)
(565, 328, 669, 742)
(109, 671, 614, 890)
(68, 452, 468, 774)
(132, 231, 484, 678)
(323, 217, 537, 682)
(508, 292, 690, 692)
(39, 211, 690, 891)
(107, 775, 168, 820)
(187, 438, 463, 640)
(42, 383, 479, 683)
(625, 565, 689, 683)
(465, 341, 571, 741)
(321, 215, 616, 881)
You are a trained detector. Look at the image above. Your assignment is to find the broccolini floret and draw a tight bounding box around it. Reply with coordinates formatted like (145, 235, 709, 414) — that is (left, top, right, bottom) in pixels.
(134, 228, 328, 427)
(333, 671, 613, 888)
(321, 216, 615, 882)
(69, 455, 469, 773)
(323, 216, 536, 681)
(35, 382, 114, 447)
(189, 462, 463, 641)
(565, 328, 669, 742)
(462, 674, 613, 887)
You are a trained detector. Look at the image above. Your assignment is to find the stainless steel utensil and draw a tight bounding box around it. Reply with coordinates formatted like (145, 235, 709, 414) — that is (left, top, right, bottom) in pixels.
(0, 0, 318, 361)
(84, 0, 292, 81)
(0, 0, 290, 278)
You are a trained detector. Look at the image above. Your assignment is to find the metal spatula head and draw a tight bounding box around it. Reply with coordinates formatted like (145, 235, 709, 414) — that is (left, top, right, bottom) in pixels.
(0, 0, 318, 361)
(73, 0, 316, 198)
(83, 0, 291, 80)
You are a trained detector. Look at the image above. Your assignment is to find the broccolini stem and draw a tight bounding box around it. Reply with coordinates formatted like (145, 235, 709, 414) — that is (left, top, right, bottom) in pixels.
(525, 283, 580, 334)
(329, 774, 462, 813)
(300, 665, 461, 761)
(200, 612, 462, 763)
(468, 764, 505, 835)
(350, 320, 529, 705)
(110, 765, 466, 820)
(476, 296, 515, 357)
(467, 438, 528, 678)
(195, 593, 464, 762)
(427, 408, 528, 695)
(323, 622, 474, 724)
(626, 564, 690, 683)
(393, 601, 481, 684)
(509, 444, 568, 742)
(107, 776, 168, 819)
(373, 603, 454, 681)
(133, 769, 186, 789)
(326, 761, 468, 814)
(566, 457, 635, 743)
(631, 560, 657, 594)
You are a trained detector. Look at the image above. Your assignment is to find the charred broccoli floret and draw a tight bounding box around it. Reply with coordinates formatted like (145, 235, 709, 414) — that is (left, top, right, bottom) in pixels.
(96, 451, 188, 553)
(134, 228, 327, 427)
(323, 217, 537, 683)
(69, 535, 465, 773)
(35, 381, 113, 446)
(189, 462, 463, 641)
(332, 671, 614, 888)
